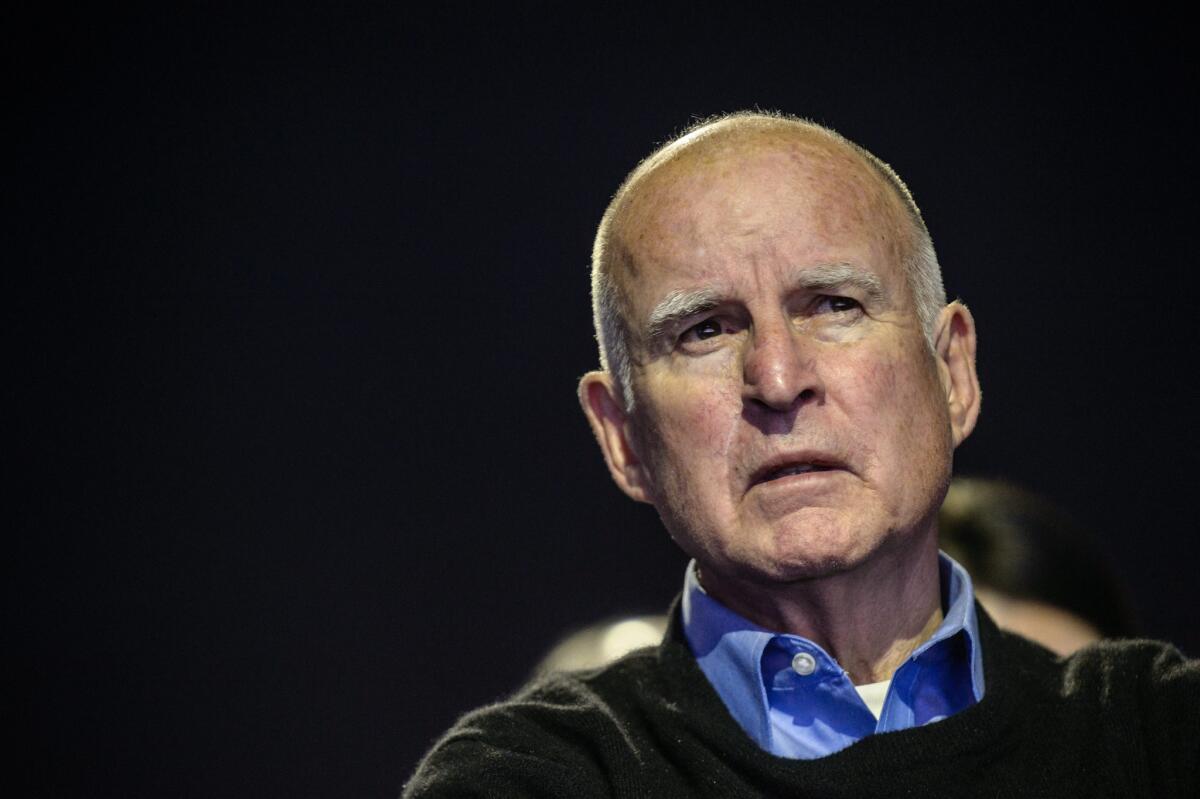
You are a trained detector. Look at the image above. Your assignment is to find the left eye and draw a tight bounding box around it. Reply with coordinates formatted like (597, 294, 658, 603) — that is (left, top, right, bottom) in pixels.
(816, 296, 861, 314)
(683, 318, 724, 341)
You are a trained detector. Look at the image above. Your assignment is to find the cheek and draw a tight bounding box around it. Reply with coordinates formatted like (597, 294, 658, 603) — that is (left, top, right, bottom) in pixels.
(657, 388, 740, 467)
(835, 344, 950, 469)
(640, 364, 743, 461)
(633, 383, 745, 548)
(833, 348, 902, 424)
(855, 333, 941, 409)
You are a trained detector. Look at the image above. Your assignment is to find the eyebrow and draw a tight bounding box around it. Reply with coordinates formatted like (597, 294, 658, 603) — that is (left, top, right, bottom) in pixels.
(793, 262, 887, 305)
(645, 288, 722, 342)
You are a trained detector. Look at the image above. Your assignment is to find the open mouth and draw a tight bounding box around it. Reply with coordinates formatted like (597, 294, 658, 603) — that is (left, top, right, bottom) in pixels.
(766, 463, 834, 480)
(750, 459, 841, 487)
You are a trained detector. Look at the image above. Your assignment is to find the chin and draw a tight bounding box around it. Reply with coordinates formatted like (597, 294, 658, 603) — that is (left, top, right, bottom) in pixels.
(736, 513, 882, 583)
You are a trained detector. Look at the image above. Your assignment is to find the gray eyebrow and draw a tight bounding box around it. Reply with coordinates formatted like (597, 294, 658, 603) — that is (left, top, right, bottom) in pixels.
(794, 262, 887, 304)
(645, 288, 722, 341)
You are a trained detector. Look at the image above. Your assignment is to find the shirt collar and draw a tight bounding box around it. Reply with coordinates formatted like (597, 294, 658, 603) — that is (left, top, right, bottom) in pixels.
(681, 552, 985, 755)
(681, 562, 778, 744)
(916, 551, 986, 700)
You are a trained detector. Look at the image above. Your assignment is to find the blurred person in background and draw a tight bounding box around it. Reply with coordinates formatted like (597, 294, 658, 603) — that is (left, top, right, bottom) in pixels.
(939, 477, 1139, 656)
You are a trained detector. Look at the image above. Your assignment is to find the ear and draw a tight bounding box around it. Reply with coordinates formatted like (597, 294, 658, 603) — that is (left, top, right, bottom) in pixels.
(577, 371, 653, 503)
(933, 301, 981, 447)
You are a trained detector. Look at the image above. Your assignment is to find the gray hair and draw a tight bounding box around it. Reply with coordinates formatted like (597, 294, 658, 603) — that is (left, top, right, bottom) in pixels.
(591, 112, 946, 410)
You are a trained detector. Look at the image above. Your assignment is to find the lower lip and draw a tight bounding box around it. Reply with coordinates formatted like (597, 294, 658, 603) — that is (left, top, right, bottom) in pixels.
(747, 469, 848, 516)
(752, 469, 845, 491)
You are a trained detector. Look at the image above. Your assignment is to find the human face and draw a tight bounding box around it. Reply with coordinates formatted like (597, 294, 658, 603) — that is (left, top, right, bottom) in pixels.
(607, 140, 968, 587)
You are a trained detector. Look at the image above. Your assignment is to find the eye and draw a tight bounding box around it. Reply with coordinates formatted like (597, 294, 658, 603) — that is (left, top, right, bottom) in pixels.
(681, 317, 725, 342)
(815, 295, 862, 314)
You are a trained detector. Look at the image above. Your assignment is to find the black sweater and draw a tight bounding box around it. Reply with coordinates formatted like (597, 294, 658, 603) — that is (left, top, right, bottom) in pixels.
(404, 605, 1198, 797)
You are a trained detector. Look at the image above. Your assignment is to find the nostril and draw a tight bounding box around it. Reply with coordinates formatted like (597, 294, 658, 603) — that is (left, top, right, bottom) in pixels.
(749, 396, 774, 412)
(749, 388, 817, 414)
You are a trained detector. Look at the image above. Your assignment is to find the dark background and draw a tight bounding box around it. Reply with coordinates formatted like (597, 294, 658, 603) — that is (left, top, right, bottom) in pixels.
(12, 6, 1198, 797)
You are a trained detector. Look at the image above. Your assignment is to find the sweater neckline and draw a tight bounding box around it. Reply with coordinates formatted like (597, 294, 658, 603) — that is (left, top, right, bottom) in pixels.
(652, 595, 1048, 779)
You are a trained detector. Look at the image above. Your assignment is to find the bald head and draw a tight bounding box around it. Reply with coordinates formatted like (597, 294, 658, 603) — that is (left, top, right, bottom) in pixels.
(590, 113, 945, 408)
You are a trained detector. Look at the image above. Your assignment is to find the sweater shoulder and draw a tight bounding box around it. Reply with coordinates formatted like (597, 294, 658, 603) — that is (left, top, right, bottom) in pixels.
(978, 602, 1199, 705)
(1058, 638, 1200, 701)
(1056, 638, 1200, 733)
(991, 623, 1200, 710)
(403, 647, 667, 798)
(474, 642, 672, 729)
(1060, 639, 1200, 794)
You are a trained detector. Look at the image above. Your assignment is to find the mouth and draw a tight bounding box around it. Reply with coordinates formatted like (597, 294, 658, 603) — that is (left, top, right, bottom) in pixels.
(748, 454, 847, 489)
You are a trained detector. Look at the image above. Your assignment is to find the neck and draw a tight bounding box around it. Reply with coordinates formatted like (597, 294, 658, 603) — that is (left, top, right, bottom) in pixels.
(697, 536, 943, 685)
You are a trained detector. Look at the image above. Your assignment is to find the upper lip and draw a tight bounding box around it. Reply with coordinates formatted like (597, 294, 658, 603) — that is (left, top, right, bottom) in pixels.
(747, 450, 849, 489)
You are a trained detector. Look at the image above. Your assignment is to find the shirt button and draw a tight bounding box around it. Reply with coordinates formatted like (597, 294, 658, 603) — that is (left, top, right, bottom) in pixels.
(791, 652, 817, 676)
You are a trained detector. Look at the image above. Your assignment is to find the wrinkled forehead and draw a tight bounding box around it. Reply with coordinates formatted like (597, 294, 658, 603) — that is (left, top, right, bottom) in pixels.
(609, 133, 914, 323)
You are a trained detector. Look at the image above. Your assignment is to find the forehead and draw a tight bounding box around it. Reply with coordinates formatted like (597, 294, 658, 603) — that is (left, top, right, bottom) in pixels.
(612, 135, 913, 318)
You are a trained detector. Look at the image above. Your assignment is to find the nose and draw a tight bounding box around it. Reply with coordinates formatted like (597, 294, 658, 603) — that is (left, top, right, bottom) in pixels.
(742, 315, 823, 413)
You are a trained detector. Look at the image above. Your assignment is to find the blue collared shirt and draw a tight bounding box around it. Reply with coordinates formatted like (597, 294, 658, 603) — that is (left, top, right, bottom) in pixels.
(681, 552, 985, 759)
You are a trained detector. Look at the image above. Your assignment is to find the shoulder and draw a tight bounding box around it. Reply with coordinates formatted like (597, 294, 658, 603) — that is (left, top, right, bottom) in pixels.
(987, 610, 1200, 706)
(979, 606, 1200, 736)
(403, 646, 668, 798)
(1063, 639, 1200, 791)
(966, 612, 1199, 794)
(991, 625, 1200, 791)
(1059, 637, 1200, 707)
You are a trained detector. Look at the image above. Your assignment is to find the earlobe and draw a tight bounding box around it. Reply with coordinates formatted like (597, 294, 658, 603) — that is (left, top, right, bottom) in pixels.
(934, 302, 982, 447)
(577, 372, 652, 503)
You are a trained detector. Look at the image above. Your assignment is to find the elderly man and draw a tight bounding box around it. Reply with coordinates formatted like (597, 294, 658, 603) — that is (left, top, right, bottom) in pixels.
(405, 113, 1198, 797)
